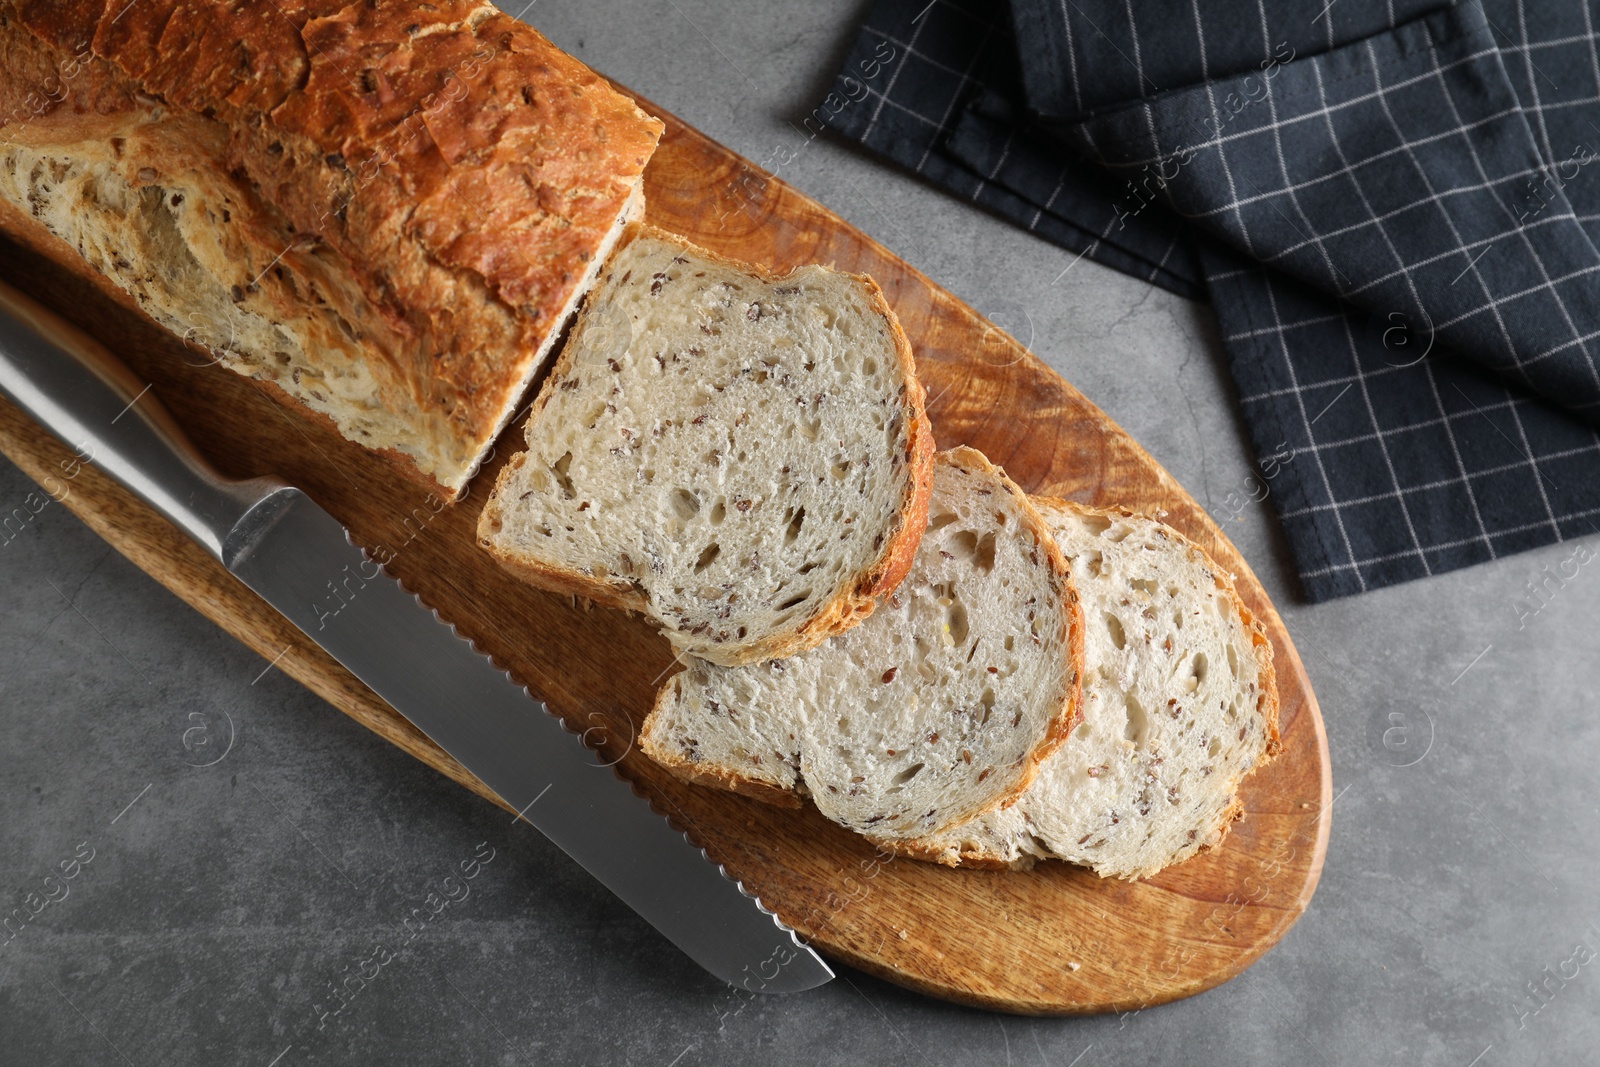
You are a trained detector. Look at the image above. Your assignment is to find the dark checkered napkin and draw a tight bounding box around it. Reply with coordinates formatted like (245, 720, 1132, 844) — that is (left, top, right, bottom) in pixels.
(822, 0, 1600, 600)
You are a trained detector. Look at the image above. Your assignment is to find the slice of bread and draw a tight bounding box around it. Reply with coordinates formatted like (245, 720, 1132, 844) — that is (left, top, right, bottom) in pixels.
(640, 447, 1084, 842)
(899, 502, 1280, 879)
(476, 224, 934, 666)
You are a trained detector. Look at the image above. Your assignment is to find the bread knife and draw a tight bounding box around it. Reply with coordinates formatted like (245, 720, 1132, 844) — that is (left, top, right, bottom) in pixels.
(0, 279, 832, 994)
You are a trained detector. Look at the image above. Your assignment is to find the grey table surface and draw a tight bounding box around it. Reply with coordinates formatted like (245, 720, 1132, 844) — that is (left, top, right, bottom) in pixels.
(4, 2, 1599, 1064)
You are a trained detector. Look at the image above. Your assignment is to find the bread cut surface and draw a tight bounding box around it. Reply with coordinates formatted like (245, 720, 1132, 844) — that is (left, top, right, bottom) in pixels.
(639, 447, 1083, 842)
(477, 224, 935, 665)
(0, 0, 663, 498)
(901, 503, 1279, 879)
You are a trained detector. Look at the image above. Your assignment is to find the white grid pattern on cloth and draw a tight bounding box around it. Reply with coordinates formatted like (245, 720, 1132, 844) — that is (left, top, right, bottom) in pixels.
(1362, 34, 1557, 546)
(1091, 48, 1510, 171)
(1258, 271, 1369, 593)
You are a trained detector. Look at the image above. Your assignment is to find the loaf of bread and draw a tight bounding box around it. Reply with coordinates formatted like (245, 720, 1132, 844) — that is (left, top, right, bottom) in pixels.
(0, 0, 663, 499)
(639, 447, 1084, 842)
(899, 502, 1279, 878)
(476, 223, 935, 665)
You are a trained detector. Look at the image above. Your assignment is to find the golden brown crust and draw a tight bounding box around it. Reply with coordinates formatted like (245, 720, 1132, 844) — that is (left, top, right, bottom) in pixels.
(0, 0, 664, 497)
(845, 273, 937, 603)
(476, 222, 937, 664)
(881, 835, 1033, 871)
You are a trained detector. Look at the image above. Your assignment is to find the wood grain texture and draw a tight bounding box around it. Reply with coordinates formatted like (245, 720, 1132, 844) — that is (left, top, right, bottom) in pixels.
(0, 88, 1329, 1015)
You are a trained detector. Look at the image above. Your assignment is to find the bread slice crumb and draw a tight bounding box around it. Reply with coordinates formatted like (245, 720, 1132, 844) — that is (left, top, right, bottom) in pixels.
(898, 501, 1280, 879)
(477, 224, 934, 666)
(640, 448, 1084, 843)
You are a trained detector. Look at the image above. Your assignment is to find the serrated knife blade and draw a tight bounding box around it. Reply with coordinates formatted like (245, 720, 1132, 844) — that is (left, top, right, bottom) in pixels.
(0, 279, 832, 994)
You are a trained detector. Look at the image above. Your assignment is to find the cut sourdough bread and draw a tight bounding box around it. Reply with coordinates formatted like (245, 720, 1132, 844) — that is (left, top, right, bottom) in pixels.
(0, 0, 663, 500)
(477, 224, 935, 666)
(898, 502, 1280, 879)
(639, 447, 1084, 843)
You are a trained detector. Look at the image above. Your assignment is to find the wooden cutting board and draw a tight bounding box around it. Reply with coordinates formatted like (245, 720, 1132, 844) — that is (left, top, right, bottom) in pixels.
(0, 88, 1329, 1015)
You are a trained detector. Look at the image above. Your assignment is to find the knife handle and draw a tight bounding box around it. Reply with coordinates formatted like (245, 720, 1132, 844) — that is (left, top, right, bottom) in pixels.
(0, 279, 289, 563)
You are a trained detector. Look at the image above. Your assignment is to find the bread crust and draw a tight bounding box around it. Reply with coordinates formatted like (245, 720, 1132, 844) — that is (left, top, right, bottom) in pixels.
(882, 835, 1030, 870)
(0, 0, 664, 498)
(476, 222, 936, 664)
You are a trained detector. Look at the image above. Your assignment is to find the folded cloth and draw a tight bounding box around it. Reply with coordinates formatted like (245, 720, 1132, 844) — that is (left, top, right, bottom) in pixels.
(823, 0, 1600, 600)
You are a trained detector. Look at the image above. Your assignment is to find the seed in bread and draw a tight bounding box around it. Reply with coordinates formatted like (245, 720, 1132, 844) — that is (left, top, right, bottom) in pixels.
(639, 447, 1084, 842)
(899, 502, 1280, 879)
(477, 224, 935, 666)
